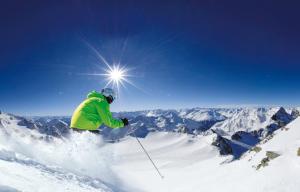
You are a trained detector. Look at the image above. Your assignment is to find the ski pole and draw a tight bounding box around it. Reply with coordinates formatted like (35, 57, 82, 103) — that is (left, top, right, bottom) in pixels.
(133, 132, 164, 179)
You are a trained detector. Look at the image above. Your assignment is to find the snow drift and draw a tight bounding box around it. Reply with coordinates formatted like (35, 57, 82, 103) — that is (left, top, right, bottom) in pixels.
(0, 113, 125, 192)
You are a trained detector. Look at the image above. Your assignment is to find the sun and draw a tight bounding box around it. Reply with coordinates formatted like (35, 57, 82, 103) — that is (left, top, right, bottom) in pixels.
(80, 41, 141, 95)
(109, 65, 125, 83)
(103, 64, 129, 89)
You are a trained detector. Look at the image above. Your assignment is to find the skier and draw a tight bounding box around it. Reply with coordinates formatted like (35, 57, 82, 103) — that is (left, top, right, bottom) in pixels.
(70, 88, 129, 133)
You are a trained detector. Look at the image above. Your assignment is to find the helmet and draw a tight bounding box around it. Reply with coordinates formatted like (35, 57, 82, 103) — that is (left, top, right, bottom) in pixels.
(101, 88, 117, 101)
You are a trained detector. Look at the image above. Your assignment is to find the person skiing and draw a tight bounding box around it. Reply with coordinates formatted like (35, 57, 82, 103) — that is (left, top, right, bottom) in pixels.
(70, 88, 129, 133)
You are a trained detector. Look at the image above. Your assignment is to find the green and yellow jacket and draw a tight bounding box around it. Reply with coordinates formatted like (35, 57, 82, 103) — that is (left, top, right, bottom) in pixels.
(70, 91, 124, 130)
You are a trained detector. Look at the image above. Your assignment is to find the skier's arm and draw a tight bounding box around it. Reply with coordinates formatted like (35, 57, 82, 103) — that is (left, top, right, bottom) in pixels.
(96, 101, 124, 128)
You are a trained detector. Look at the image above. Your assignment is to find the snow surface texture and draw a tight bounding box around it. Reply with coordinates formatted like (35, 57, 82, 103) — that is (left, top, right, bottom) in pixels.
(0, 108, 299, 191)
(0, 113, 123, 192)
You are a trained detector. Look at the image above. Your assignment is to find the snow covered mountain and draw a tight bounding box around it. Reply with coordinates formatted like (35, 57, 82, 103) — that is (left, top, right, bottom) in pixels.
(211, 107, 278, 133)
(107, 107, 297, 137)
(5, 107, 300, 155)
(28, 107, 296, 139)
(0, 107, 299, 191)
(117, 107, 298, 159)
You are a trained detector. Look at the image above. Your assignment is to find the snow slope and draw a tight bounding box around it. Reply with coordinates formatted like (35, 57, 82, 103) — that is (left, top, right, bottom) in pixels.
(111, 118, 300, 192)
(244, 117, 300, 170)
(0, 113, 124, 192)
(0, 110, 300, 191)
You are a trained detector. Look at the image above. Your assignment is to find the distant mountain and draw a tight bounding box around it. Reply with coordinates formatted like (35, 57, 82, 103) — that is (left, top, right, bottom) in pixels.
(1, 107, 299, 157)
(2, 107, 299, 137)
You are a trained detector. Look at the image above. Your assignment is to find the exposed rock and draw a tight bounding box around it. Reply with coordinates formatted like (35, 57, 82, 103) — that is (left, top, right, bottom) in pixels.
(211, 129, 262, 158)
(231, 131, 260, 143)
(297, 148, 300, 156)
(256, 157, 270, 170)
(266, 151, 280, 160)
(271, 107, 293, 126)
(261, 134, 274, 144)
(17, 117, 37, 129)
(291, 109, 300, 119)
(231, 132, 242, 140)
(280, 127, 289, 131)
(251, 146, 262, 153)
(256, 151, 280, 170)
(231, 131, 261, 156)
(177, 125, 188, 133)
(250, 129, 265, 138)
(263, 107, 294, 137)
(265, 123, 280, 135)
(212, 134, 233, 155)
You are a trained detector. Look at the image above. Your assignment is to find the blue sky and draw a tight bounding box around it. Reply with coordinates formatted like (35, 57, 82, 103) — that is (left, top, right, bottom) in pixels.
(1, 0, 300, 115)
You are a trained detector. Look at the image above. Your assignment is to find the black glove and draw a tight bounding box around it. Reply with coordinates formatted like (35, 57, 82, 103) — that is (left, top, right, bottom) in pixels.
(121, 118, 129, 126)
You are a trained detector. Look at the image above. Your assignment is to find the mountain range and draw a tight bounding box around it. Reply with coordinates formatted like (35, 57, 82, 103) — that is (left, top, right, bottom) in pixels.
(0, 107, 299, 191)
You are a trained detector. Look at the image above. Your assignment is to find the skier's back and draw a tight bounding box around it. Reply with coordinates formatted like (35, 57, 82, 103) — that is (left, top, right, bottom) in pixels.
(70, 88, 128, 132)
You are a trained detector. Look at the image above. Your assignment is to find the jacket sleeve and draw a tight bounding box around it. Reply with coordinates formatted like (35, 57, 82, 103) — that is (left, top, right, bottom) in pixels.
(96, 101, 124, 128)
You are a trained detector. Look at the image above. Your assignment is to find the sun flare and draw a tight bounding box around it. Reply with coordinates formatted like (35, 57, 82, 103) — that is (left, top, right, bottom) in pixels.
(101, 64, 130, 90)
(108, 65, 125, 83)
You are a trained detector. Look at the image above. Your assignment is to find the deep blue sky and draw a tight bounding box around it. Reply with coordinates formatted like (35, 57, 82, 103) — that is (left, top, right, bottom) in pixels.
(1, 0, 300, 115)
